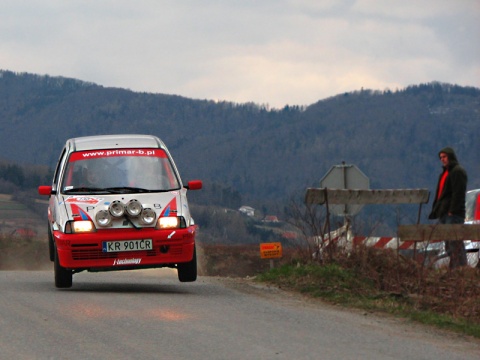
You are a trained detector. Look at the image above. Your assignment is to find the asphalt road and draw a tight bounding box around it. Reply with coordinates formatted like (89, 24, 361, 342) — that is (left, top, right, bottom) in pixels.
(0, 269, 479, 360)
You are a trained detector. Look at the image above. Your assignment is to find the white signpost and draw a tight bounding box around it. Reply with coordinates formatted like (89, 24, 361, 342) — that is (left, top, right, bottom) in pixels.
(320, 163, 370, 217)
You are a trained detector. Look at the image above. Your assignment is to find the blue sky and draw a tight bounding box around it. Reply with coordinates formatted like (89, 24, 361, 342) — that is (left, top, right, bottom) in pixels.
(1, 0, 479, 108)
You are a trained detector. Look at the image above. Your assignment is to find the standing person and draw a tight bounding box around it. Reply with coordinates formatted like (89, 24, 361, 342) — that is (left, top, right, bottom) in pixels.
(428, 147, 468, 268)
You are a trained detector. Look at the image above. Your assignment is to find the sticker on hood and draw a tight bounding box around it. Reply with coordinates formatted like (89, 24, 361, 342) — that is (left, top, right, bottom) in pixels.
(65, 196, 103, 205)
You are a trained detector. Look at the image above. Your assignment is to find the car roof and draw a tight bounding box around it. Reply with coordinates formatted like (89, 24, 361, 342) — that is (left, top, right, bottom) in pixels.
(68, 134, 165, 151)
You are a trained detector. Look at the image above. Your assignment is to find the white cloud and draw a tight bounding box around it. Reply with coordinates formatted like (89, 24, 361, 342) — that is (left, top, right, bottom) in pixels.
(0, 0, 479, 107)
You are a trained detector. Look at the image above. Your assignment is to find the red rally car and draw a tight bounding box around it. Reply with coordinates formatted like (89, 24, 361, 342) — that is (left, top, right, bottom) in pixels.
(38, 134, 202, 288)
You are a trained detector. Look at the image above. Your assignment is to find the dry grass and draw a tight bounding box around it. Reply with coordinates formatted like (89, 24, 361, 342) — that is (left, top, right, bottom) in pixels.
(0, 234, 51, 270)
(338, 246, 480, 323)
(196, 243, 297, 277)
(196, 242, 480, 331)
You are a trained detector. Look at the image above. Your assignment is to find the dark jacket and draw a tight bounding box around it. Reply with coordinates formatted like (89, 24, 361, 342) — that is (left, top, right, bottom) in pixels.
(429, 147, 468, 219)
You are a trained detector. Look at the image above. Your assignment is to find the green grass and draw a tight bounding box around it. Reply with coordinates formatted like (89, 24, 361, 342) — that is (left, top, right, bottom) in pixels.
(0, 203, 27, 210)
(0, 193, 45, 232)
(0, 194, 28, 211)
(256, 263, 480, 338)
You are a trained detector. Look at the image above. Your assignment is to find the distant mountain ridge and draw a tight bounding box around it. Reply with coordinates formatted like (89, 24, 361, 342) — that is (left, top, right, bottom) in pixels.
(1, 70, 479, 208)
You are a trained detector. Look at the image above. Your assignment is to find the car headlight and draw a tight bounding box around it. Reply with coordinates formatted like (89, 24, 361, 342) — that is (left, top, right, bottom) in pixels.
(157, 216, 180, 229)
(156, 216, 186, 229)
(95, 210, 112, 227)
(65, 220, 96, 234)
(109, 200, 125, 217)
(140, 208, 156, 225)
(126, 199, 143, 217)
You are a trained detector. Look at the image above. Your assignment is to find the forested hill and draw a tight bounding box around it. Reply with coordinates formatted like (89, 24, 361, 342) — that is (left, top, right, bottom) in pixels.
(0, 70, 479, 207)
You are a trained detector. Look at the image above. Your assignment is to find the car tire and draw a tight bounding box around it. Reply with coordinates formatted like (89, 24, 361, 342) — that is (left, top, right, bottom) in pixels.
(54, 248, 72, 288)
(177, 247, 197, 282)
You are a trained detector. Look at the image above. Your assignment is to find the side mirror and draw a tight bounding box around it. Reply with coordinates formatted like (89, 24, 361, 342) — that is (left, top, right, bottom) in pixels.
(38, 185, 53, 196)
(185, 180, 202, 190)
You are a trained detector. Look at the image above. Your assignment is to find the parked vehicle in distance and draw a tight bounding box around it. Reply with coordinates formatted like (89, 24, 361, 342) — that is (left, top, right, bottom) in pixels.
(427, 188, 480, 268)
(465, 188, 480, 224)
(464, 188, 480, 267)
(38, 134, 202, 288)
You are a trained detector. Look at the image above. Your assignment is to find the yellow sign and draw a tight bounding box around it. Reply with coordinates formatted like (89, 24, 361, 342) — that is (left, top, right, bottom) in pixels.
(260, 242, 282, 259)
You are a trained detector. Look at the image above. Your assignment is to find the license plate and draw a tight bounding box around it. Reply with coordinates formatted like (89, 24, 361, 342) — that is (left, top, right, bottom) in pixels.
(102, 239, 153, 253)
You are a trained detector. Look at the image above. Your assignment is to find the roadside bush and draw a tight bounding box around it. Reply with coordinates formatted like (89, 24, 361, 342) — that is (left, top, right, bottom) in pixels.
(259, 242, 480, 326)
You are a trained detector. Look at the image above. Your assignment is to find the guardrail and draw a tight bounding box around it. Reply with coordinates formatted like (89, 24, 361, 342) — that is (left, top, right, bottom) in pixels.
(305, 188, 429, 224)
(398, 224, 480, 241)
(305, 188, 479, 266)
(305, 188, 430, 257)
(305, 188, 430, 205)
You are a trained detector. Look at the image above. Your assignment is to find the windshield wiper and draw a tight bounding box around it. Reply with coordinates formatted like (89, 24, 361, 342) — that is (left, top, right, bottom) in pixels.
(64, 186, 171, 194)
(64, 187, 107, 193)
(104, 187, 151, 193)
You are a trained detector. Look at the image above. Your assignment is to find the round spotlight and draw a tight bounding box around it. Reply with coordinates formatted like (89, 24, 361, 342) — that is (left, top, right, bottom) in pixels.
(126, 199, 143, 217)
(109, 200, 125, 217)
(95, 210, 112, 227)
(140, 208, 156, 225)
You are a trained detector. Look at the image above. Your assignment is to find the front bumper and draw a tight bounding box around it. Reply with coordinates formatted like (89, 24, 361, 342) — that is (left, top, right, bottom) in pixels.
(53, 226, 196, 271)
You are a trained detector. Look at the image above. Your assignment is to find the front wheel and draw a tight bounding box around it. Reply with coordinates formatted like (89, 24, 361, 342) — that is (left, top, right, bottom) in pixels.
(177, 247, 197, 282)
(54, 248, 72, 288)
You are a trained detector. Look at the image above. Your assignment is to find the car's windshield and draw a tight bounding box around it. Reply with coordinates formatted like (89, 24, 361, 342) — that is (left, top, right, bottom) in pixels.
(61, 148, 180, 193)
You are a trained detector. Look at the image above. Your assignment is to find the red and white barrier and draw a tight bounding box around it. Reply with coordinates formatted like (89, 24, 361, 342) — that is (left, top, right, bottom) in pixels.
(352, 236, 418, 250)
(316, 224, 438, 251)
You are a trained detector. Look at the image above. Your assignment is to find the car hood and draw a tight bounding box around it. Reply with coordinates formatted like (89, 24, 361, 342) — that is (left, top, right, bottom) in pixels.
(58, 191, 188, 229)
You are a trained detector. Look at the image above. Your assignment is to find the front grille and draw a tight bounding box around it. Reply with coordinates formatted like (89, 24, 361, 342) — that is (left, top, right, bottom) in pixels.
(71, 245, 183, 260)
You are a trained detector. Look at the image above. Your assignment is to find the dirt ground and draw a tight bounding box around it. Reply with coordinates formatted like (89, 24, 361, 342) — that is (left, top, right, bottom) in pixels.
(196, 244, 292, 277)
(0, 237, 52, 270)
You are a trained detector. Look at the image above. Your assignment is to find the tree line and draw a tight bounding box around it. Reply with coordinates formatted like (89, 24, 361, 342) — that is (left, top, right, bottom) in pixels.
(1, 71, 478, 212)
